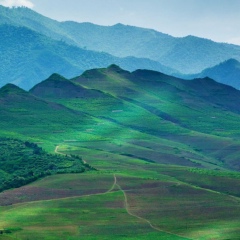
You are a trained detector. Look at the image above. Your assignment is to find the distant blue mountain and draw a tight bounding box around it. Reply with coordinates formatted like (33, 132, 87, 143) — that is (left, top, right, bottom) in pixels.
(182, 59, 240, 90)
(1, 5, 240, 74)
(0, 25, 175, 90)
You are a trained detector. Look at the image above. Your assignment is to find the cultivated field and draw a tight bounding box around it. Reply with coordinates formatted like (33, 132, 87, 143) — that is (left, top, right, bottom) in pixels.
(1, 161, 240, 239)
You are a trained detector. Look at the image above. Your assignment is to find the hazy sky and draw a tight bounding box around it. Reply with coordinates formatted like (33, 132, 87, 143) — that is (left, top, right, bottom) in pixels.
(1, 0, 240, 44)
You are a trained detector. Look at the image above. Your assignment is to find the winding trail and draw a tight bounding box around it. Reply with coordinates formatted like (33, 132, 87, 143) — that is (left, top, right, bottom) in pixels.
(54, 145, 65, 155)
(114, 175, 192, 240)
(48, 147, 190, 238)
(106, 174, 117, 193)
(2, 172, 190, 239)
(55, 145, 87, 164)
(1, 174, 119, 211)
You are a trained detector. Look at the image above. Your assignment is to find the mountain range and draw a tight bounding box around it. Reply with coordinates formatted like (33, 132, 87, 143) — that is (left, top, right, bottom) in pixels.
(0, 24, 174, 90)
(1, 5, 240, 90)
(1, 65, 240, 171)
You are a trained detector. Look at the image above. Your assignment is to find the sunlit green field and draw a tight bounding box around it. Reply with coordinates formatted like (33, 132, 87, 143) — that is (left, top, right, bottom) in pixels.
(1, 169, 240, 239)
(1, 67, 240, 239)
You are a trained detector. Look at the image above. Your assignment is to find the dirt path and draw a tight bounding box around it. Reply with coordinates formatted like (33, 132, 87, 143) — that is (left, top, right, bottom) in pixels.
(55, 145, 87, 165)
(106, 174, 117, 193)
(115, 175, 192, 240)
(54, 145, 65, 155)
(47, 147, 190, 237)
(2, 174, 191, 239)
(1, 174, 119, 212)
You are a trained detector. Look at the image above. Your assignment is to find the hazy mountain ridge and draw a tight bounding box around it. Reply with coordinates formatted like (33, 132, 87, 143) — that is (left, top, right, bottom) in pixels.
(185, 59, 240, 90)
(0, 24, 175, 90)
(1, 5, 240, 75)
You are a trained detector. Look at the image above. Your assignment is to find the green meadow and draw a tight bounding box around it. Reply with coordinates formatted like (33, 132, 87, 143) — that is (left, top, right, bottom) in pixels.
(1, 170, 240, 239)
(1, 66, 240, 239)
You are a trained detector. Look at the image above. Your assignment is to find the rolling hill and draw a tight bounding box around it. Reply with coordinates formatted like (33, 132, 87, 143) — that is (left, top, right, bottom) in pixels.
(1, 5, 240, 74)
(0, 65, 239, 172)
(0, 82, 97, 151)
(27, 65, 240, 171)
(1, 65, 240, 172)
(1, 66, 240, 239)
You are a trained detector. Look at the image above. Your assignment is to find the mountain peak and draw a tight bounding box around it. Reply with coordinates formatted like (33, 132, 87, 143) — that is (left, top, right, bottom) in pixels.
(0, 83, 27, 96)
(195, 58, 240, 89)
(46, 73, 67, 82)
(30, 73, 72, 96)
(107, 64, 122, 71)
(107, 64, 129, 74)
(112, 23, 125, 28)
(29, 73, 68, 91)
(30, 72, 107, 99)
(222, 58, 240, 65)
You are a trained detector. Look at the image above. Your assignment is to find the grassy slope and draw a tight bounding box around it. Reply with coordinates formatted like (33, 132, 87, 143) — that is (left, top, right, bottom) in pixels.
(0, 83, 98, 151)
(70, 66, 240, 171)
(1, 170, 240, 239)
(1, 67, 240, 239)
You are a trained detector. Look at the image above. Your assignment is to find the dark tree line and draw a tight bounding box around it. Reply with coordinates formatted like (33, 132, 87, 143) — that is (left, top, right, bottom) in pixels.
(0, 138, 95, 192)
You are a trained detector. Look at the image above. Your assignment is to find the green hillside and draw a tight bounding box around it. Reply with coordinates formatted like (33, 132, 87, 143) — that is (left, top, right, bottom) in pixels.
(28, 66, 240, 171)
(0, 83, 97, 151)
(1, 5, 240, 240)
(1, 66, 240, 239)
